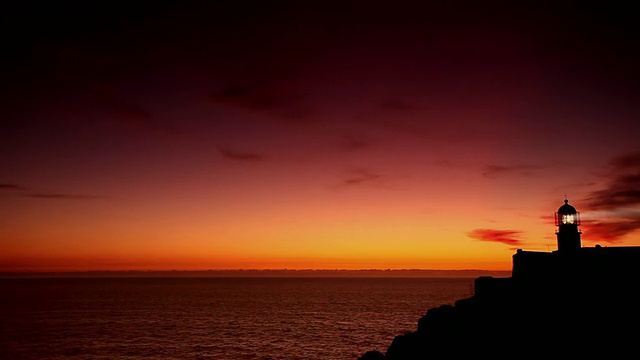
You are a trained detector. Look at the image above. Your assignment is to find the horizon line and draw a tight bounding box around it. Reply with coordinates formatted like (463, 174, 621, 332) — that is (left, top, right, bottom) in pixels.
(0, 268, 512, 278)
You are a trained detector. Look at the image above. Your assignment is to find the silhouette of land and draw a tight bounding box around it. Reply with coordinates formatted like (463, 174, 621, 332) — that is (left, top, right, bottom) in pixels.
(359, 200, 640, 359)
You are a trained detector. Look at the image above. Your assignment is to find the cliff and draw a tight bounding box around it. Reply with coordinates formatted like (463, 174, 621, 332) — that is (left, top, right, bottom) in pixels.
(358, 274, 640, 359)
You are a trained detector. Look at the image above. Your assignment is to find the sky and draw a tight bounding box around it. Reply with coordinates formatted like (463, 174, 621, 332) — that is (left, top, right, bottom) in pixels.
(1, 1, 639, 272)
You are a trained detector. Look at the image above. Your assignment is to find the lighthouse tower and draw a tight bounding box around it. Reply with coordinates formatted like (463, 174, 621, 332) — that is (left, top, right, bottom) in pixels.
(555, 199, 582, 252)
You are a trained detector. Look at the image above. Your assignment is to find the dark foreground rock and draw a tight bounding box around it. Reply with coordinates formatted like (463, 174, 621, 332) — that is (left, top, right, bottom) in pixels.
(358, 276, 640, 359)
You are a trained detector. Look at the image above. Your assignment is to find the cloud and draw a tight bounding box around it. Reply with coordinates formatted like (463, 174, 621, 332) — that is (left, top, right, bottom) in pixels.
(218, 147, 266, 162)
(1, 183, 100, 200)
(340, 168, 383, 187)
(22, 193, 98, 200)
(577, 150, 640, 242)
(585, 151, 640, 210)
(482, 164, 544, 178)
(209, 84, 313, 121)
(100, 96, 152, 122)
(585, 175, 640, 210)
(379, 98, 427, 112)
(0, 183, 27, 190)
(581, 219, 640, 244)
(328, 168, 387, 190)
(340, 134, 370, 151)
(211, 86, 280, 111)
(43, 47, 155, 125)
(467, 229, 525, 246)
(610, 150, 640, 169)
(86, 82, 152, 123)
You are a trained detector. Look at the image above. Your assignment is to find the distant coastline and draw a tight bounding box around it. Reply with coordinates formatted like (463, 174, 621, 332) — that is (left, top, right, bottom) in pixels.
(0, 269, 510, 278)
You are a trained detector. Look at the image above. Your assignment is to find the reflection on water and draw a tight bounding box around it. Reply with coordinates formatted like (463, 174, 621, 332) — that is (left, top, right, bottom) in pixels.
(0, 277, 473, 359)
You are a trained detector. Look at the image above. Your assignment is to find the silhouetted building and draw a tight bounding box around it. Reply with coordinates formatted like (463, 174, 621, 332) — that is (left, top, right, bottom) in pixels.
(476, 199, 640, 296)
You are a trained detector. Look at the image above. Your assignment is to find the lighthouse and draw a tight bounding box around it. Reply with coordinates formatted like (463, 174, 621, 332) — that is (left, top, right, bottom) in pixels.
(554, 199, 582, 252)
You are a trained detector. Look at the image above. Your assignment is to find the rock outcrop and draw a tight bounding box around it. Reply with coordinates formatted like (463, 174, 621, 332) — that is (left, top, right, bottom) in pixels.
(358, 275, 640, 359)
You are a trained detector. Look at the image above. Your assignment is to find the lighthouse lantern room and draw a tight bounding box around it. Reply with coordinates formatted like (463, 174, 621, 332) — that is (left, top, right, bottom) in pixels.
(555, 199, 582, 252)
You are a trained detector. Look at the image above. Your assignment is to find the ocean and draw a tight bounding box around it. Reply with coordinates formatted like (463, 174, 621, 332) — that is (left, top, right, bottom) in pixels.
(0, 277, 475, 359)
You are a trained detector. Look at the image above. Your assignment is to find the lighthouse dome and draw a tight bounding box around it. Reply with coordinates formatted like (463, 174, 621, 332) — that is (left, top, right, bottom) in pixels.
(557, 199, 577, 215)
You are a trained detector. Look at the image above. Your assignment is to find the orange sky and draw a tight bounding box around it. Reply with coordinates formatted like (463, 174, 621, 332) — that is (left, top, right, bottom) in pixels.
(2, 2, 640, 272)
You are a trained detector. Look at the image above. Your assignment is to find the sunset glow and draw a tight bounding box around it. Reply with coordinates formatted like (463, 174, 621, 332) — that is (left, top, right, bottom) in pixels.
(2, 2, 639, 272)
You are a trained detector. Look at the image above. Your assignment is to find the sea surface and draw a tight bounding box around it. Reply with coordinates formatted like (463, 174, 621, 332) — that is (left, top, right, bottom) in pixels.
(0, 277, 474, 359)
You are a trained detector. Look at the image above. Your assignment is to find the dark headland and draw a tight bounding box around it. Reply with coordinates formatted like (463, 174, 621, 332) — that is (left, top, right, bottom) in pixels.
(359, 200, 640, 359)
